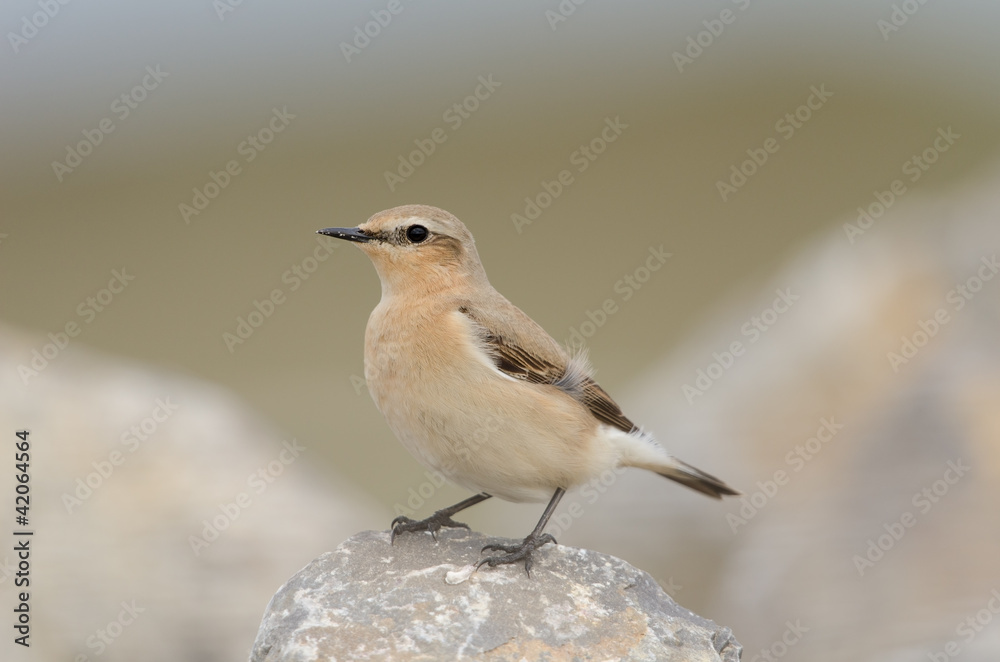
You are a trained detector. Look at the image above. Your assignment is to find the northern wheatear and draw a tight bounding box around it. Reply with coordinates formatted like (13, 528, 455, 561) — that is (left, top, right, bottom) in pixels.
(319, 205, 738, 575)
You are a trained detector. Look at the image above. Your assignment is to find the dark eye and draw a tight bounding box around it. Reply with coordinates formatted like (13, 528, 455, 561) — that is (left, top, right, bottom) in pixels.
(406, 225, 428, 243)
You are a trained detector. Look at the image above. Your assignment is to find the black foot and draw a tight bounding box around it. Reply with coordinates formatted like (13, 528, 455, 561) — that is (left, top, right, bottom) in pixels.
(476, 532, 557, 577)
(390, 512, 470, 544)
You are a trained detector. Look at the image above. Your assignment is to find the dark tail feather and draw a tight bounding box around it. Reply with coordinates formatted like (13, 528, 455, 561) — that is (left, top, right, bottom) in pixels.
(656, 459, 740, 499)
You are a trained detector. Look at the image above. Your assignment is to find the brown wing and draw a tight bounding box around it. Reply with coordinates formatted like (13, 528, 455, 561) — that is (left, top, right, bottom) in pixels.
(578, 378, 638, 434)
(459, 306, 638, 434)
(477, 328, 563, 386)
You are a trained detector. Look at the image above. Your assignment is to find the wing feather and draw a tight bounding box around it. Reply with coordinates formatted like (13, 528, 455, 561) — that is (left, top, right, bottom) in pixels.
(458, 304, 637, 434)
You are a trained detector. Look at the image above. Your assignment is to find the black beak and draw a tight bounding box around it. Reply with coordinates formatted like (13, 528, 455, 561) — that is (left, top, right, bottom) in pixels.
(317, 227, 372, 243)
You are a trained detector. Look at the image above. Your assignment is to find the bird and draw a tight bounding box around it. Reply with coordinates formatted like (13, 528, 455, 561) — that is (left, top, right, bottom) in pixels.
(318, 204, 738, 575)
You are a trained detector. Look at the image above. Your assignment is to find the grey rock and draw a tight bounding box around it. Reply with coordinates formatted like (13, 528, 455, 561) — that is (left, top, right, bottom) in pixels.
(250, 529, 741, 661)
(0, 323, 382, 662)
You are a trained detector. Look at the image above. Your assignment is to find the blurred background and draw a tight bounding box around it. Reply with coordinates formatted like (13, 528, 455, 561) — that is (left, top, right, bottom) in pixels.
(2, 1, 1000, 660)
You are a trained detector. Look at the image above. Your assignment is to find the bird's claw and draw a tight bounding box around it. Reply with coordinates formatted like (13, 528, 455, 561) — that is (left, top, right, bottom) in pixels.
(476, 533, 557, 577)
(390, 512, 471, 544)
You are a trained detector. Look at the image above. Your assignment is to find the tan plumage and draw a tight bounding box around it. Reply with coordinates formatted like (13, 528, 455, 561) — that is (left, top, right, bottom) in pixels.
(319, 204, 737, 573)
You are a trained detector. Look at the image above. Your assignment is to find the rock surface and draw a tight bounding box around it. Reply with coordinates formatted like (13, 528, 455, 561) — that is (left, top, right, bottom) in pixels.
(250, 529, 741, 661)
(0, 323, 382, 662)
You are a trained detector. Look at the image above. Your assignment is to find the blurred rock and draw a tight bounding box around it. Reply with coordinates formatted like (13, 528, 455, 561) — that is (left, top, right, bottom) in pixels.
(0, 325, 383, 662)
(250, 529, 741, 662)
(559, 166, 1000, 660)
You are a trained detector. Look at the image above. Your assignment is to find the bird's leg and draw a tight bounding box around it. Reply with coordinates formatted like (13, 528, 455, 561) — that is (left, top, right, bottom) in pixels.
(477, 488, 565, 577)
(391, 492, 492, 543)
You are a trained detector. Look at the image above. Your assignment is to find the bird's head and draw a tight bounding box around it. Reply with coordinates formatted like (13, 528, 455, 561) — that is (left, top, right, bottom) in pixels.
(318, 205, 487, 296)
